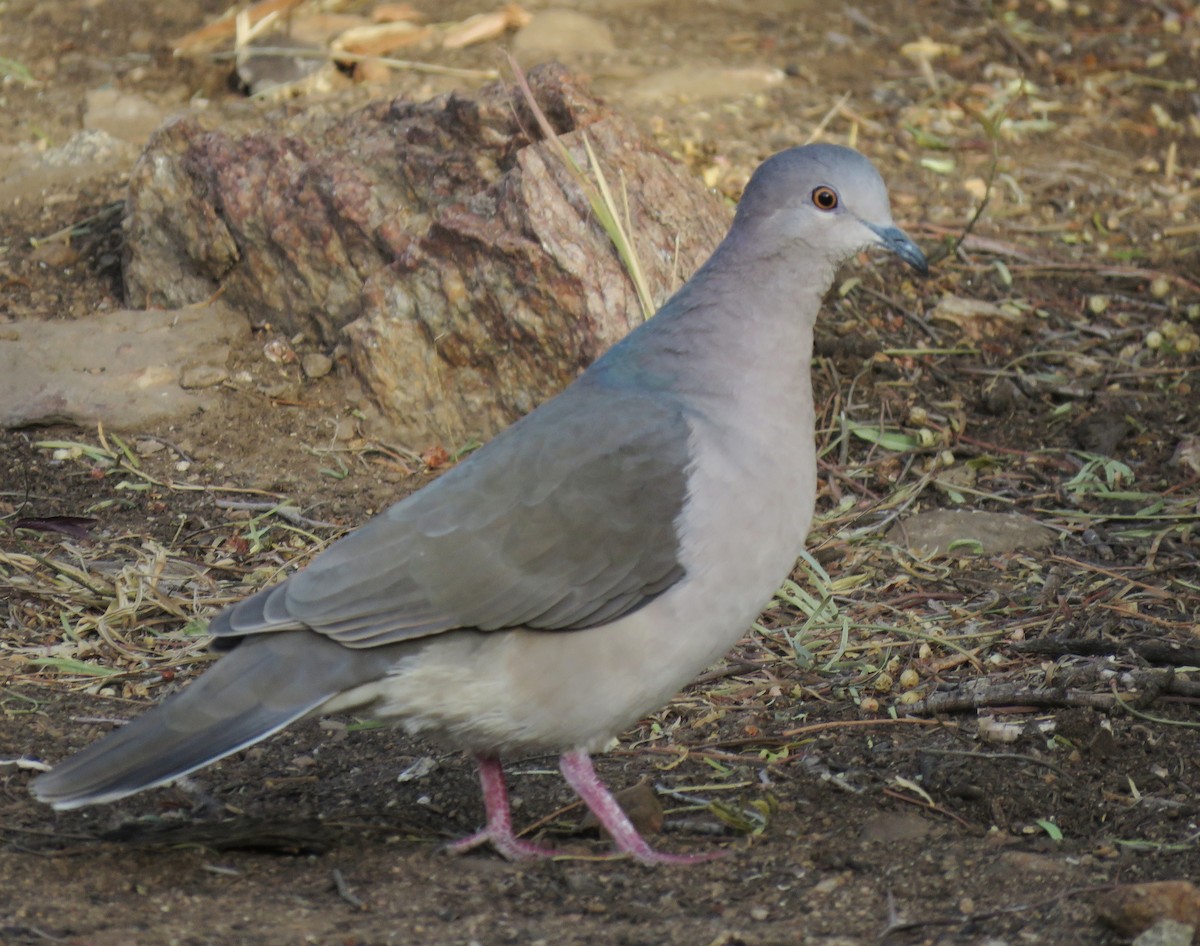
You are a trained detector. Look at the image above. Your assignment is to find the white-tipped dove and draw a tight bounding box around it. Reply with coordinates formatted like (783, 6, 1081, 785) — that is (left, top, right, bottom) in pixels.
(32, 143, 927, 863)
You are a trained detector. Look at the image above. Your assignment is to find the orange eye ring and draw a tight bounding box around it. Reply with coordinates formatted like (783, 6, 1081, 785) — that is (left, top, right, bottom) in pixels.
(811, 186, 839, 211)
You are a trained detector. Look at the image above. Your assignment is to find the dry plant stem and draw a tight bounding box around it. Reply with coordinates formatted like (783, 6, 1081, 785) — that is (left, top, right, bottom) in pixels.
(504, 53, 654, 319)
(1013, 637, 1200, 666)
(213, 499, 343, 530)
(331, 868, 366, 910)
(906, 684, 1141, 715)
(919, 747, 1069, 779)
(209, 45, 499, 80)
(804, 91, 852, 145)
(780, 716, 947, 738)
(880, 787, 975, 830)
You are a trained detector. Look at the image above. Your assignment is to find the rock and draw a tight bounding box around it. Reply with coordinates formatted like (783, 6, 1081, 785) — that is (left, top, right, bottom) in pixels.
(985, 851, 1076, 881)
(1098, 882, 1200, 939)
(83, 88, 173, 146)
(512, 10, 616, 58)
(301, 351, 334, 379)
(930, 294, 1027, 341)
(0, 129, 139, 209)
(887, 510, 1056, 556)
(122, 64, 731, 444)
(135, 438, 166, 456)
(1132, 919, 1196, 946)
(179, 363, 230, 389)
(1173, 435, 1200, 475)
(235, 39, 339, 97)
(1072, 409, 1130, 456)
(28, 241, 80, 268)
(0, 305, 249, 430)
(858, 812, 934, 844)
(628, 66, 786, 104)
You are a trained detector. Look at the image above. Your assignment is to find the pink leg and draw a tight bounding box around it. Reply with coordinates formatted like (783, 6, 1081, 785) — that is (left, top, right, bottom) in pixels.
(559, 749, 724, 865)
(447, 755, 561, 861)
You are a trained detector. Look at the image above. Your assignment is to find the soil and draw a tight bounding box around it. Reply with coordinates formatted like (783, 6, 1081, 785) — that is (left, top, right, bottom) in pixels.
(2, 1, 1200, 945)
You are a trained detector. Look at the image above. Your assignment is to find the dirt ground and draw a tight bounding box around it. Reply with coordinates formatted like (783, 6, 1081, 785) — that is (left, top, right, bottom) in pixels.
(2, 1, 1200, 944)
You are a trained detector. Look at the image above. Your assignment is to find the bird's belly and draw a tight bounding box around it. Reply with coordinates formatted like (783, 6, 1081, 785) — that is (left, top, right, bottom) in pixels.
(362, 568, 776, 754)
(358, 414, 817, 756)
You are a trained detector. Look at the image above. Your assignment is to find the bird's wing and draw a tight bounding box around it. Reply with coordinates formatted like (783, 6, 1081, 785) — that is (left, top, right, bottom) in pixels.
(208, 382, 692, 648)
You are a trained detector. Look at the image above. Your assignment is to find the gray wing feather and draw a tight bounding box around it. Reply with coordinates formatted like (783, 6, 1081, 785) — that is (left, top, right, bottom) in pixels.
(32, 633, 405, 808)
(208, 382, 691, 649)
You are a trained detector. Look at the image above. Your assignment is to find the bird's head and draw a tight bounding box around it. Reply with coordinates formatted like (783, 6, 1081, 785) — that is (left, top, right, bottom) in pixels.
(732, 143, 928, 276)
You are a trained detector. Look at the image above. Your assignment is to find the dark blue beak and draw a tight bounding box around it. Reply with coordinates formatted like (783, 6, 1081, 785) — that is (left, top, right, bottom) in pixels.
(866, 222, 929, 276)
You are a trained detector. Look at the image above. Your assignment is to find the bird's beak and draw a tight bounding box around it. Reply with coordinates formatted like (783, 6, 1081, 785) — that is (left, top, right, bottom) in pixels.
(866, 222, 928, 276)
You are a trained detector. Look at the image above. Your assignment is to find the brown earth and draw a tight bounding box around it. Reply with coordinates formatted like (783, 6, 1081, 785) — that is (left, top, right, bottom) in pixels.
(2, 1, 1200, 945)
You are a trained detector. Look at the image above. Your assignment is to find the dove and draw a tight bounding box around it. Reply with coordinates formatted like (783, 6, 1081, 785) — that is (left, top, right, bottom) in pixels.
(33, 143, 927, 863)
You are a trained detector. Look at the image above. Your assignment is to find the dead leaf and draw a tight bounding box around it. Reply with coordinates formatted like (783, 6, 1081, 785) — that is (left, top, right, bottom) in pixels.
(930, 294, 1027, 341)
(421, 445, 451, 470)
(900, 37, 962, 60)
(13, 516, 98, 540)
(1172, 435, 1200, 475)
(372, 3, 426, 23)
(174, 0, 304, 56)
(580, 780, 663, 837)
(442, 3, 531, 50)
(332, 21, 433, 58)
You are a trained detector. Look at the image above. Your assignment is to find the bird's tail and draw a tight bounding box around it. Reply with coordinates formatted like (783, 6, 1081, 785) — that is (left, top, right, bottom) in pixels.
(32, 632, 394, 810)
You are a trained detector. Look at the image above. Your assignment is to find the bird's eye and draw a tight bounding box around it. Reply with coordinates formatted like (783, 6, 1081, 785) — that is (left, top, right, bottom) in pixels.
(811, 186, 839, 211)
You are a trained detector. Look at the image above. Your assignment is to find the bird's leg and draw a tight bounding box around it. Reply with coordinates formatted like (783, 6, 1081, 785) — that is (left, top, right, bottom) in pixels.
(558, 748, 724, 865)
(447, 754, 561, 861)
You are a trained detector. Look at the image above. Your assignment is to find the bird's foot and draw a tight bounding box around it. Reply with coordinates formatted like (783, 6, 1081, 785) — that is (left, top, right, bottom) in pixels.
(559, 748, 727, 866)
(446, 827, 562, 861)
(453, 751, 727, 864)
(447, 753, 563, 861)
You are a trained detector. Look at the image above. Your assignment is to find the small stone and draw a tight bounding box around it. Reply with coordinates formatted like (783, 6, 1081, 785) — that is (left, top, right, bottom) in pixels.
(29, 242, 80, 267)
(179, 363, 229, 389)
(135, 439, 165, 456)
(513, 9, 615, 56)
(128, 28, 156, 53)
(859, 812, 933, 844)
(263, 337, 296, 364)
(83, 88, 171, 146)
(749, 906, 769, 921)
(0, 305, 247, 429)
(302, 351, 334, 379)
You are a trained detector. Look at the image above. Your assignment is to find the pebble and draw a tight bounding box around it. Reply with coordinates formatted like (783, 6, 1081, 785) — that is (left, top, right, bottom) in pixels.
(302, 351, 334, 379)
(512, 9, 615, 56)
(179, 363, 229, 389)
(83, 88, 171, 146)
(135, 439, 165, 456)
(628, 66, 785, 104)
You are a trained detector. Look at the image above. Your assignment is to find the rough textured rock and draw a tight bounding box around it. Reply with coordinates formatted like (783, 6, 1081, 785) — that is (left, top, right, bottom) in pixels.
(0, 305, 249, 429)
(122, 64, 732, 444)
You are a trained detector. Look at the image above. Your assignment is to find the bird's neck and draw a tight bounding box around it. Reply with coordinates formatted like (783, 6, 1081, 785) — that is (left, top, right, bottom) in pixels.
(652, 233, 827, 387)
